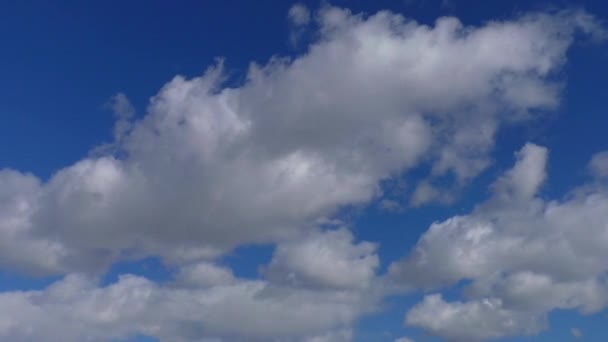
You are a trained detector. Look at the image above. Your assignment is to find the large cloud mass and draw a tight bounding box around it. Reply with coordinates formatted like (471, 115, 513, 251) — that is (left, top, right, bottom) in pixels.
(0, 4, 604, 341)
(0, 6, 598, 275)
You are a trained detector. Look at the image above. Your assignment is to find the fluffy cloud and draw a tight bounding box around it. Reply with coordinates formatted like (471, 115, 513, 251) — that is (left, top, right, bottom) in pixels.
(390, 144, 608, 340)
(0, 6, 597, 276)
(264, 228, 379, 290)
(406, 295, 543, 341)
(0, 4, 604, 341)
(0, 229, 381, 341)
(0, 273, 369, 342)
(0, 170, 67, 275)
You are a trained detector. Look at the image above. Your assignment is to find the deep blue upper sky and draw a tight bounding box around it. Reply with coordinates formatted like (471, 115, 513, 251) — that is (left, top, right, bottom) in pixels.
(1, 1, 608, 341)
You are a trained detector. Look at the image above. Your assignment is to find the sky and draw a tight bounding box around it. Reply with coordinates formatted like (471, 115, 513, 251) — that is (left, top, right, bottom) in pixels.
(1, 0, 608, 341)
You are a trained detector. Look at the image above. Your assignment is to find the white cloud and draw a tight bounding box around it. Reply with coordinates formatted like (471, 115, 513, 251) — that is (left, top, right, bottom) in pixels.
(0, 7, 596, 276)
(589, 150, 608, 179)
(174, 261, 236, 288)
(571, 327, 583, 339)
(289, 3, 311, 27)
(0, 270, 374, 342)
(264, 228, 379, 290)
(0, 5, 604, 341)
(0, 169, 67, 275)
(395, 337, 415, 342)
(304, 329, 353, 342)
(0, 209, 382, 341)
(390, 143, 608, 340)
(492, 143, 548, 200)
(406, 294, 543, 341)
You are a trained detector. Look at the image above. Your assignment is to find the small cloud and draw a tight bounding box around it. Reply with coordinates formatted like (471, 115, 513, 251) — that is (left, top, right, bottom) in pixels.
(288, 3, 310, 27)
(92, 93, 136, 156)
(109, 92, 135, 120)
(395, 337, 415, 342)
(287, 3, 311, 47)
(379, 199, 403, 212)
(571, 328, 582, 339)
(409, 181, 454, 207)
(107, 92, 135, 142)
(589, 151, 608, 179)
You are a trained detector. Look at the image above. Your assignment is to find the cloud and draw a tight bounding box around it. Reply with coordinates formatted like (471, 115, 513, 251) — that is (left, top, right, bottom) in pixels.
(380, 199, 404, 212)
(0, 5, 604, 341)
(0, 272, 372, 341)
(264, 228, 379, 290)
(410, 180, 454, 207)
(0, 229, 381, 341)
(571, 327, 583, 339)
(0, 6, 597, 277)
(0, 169, 66, 275)
(492, 143, 548, 200)
(390, 143, 608, 340)
(406, 294, 543, 341)
(289, 3, 311, 27)
(590, 151, 608, 179)
(288, 3, 312, 46)
(395, 337, 415, 342)
(304, 329, 353, 342)
(108, 92, 136, 140)
(173, 261, 236, 288)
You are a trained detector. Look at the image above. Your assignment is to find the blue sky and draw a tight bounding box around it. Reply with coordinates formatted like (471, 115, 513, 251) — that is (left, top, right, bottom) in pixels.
(1, 1, 608, 341)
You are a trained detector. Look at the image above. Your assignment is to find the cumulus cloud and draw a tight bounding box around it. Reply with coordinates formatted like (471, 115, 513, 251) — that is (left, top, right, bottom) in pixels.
(0, 4, 604, 341)
(406, 294, 543, 341)
(0, 229, 380, 341)
(173, 261, 236, 288)
(0, 214, 381, 341)
(0, 272, 372, 342)
(264, 228, 379, 290)
(390, 143, 608, 340)
(0, 6, 597, 276)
